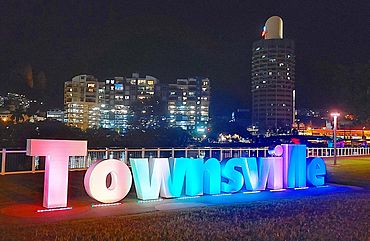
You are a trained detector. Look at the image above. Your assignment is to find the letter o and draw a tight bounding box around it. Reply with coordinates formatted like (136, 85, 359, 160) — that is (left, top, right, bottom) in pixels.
(268, 145, 283, 157)
(84, 159, 132, 203)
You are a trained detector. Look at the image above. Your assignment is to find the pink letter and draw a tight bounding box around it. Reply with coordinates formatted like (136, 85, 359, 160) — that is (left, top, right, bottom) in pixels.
(26, 139, 87, 208)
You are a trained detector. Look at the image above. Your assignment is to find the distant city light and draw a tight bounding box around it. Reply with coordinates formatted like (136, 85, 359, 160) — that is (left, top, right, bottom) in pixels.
(330, 112, 340, 117)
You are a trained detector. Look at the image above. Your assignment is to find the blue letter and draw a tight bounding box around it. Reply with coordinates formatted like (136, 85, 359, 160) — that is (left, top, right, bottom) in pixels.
(131, 157, 220, 199)
(307, 157, 326, 186)
(282, 144, 307, 188)
(221, 158, 244, 193)
(221, 157, 259, 193)
(203, 158, 221, 195)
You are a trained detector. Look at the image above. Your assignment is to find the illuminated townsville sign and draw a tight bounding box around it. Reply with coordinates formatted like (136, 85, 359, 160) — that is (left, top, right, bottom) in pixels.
(26, 139, 327, 208)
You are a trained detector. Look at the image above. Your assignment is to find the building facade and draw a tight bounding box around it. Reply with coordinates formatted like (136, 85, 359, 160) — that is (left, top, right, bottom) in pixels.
(168, 77, 210, 135)
(100, 73, 163, 132)
(125, 73, 160, 102)
(251, 16, 295, 132)
(64, 75, 104, 130)
(100, 77, 130, 133)
(63, 74, 211, 136)
(125, 73, 164, 129)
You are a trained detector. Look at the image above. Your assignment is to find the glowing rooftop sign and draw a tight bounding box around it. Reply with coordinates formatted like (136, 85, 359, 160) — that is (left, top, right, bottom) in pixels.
(26, 140, 327, 209)
(262, 25, 267, 37)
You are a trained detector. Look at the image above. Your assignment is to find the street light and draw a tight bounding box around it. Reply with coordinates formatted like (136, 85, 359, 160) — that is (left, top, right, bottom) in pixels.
(331, 112, 340, 165)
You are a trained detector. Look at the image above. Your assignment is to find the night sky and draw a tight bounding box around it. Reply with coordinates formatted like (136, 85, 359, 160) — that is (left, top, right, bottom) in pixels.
(1, 1, 369, 116)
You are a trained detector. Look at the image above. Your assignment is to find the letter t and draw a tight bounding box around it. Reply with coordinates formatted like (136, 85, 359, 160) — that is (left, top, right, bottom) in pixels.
(26, 139, 87, 208)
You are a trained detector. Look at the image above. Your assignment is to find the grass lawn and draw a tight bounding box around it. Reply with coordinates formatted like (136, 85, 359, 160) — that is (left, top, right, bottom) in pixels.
(325, 156, 370, 188)
(0, 191, 368, 241)
(0, 156, 369, 241)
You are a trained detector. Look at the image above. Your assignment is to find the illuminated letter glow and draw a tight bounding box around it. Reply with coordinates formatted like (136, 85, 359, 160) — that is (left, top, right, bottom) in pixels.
(221, 158, 244, 193)
(307, 157, 326, 186)
(84, 159, 132, 203)
(27, 141, 328, 206)
(26, 139, 87, 208)
(282, 144, 307, 188)
(130, 158, 163, 200)
(257, 157, 283, 190)
(131, 158, 221, 200)
(203, 158, 221, 195)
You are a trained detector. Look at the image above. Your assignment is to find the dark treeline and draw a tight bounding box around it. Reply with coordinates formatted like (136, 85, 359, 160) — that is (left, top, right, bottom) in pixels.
(0, 120, 192, 149)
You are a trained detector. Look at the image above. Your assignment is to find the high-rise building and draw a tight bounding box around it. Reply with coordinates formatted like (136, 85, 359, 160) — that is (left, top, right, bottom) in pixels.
(125, 73, 164, 129)
(251, 16, 295, 132)
(100, 77, 130, 133)
(64, 75, 104, 130)
(126, 73, 160, 101)
(63, 73, 210, 134)
(168, 77, 210, 135)
(100, 73, 164, 132)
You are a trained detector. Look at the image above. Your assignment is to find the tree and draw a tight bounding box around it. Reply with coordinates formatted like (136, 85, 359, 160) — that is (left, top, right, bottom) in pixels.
(122, 127, 192, 147)
(129, 96, 166, 130)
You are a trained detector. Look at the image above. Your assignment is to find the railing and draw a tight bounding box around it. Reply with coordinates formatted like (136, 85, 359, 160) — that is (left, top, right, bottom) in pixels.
(306, 147, 370, 158)
(1, 147, 370, 175)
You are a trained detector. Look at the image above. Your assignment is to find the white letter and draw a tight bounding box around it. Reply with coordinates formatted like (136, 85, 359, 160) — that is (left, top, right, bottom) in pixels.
(84, 159, 132, 203)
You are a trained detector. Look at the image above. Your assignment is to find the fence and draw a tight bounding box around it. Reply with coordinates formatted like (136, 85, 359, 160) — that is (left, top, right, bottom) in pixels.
(1, 147, 370, 175)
